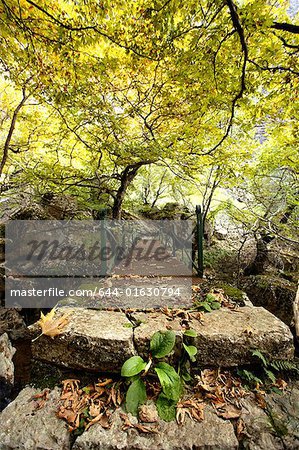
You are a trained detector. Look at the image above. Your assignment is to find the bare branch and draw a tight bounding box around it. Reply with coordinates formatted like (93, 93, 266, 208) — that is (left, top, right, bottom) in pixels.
(272, 22, 299, 34)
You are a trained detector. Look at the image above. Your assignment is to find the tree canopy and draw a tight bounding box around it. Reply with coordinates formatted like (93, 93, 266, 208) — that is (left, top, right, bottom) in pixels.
(0, 0, 298, 238)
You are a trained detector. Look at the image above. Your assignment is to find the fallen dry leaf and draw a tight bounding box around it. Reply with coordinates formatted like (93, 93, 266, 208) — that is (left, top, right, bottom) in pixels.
(176, 407, 193, 425)
(176, 398, 205, 425)
(30, 389, 50, 410)
(216, 404, 242, 420)
(120, 412, 134, 430)
(134, 423, 159, 434)
(275, 378, 288, 391)
(61, 379, 80, 392)
(85, 412, 111, 431)
(57, 407, 78, 424)
(236, 418, 247, 439)
(120, 412, 158, 434)
(139, 403, 158, 423)
(57, 378, 123, 433)
(96, 379, 113, 387)
(254, 392, 267, 409)
(33, 308, 70, 340)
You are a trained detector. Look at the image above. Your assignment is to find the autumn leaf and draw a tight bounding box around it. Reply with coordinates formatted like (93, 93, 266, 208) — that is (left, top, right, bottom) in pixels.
(134, 423, 159, 434)
(119, 412, 158, 434)
(139, 403, 159, 423)
(30, 389, 50, 410)
(85, 412, 111, 431)
(236, 418, 247, 439)
(176, 398, 204, 424)
(216, 404, 242, 420)
(176, 406, 192, 425)
(254, 392, 267, 409)
(33, 308, 70, 341)
(57, 377, 123, 432)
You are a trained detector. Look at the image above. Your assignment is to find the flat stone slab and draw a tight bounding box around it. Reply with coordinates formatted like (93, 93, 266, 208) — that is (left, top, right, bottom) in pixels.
(133, 306, 294, 367)
(73, 407, 238, 450)
(30, 309, 136, 373)
(29, 306, 294, 372)
(0, 387, 70, 450)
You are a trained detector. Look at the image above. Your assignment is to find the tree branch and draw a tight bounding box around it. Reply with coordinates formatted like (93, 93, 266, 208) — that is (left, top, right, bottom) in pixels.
(272, 22, 299, 34)
(202, 0, 248, 155)
(0, 87, 29, 177)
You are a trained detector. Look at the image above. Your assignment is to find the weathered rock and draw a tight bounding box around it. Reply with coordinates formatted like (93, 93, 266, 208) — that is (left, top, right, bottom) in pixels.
(0, 387, 70, 450)
(240, 397, 284, 450)
(29, 306, 294, 372)
(0, 333, 15, 384)
(0, 238, 4, 263)
(133, 307, 294, 367)
(73, 407, 238, 450)
(266, 383, 299, 449)
(242, 275, 297, 327)
(0, 333, 16, 411)
(240, 384, 299, 450)
(30, 309, 136, 372)
(214, 228, 228, 240)
(0, 307, 26, 339)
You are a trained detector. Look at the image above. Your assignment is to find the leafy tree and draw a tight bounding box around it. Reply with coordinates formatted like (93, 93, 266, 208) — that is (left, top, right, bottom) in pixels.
(0, 0, 297, 245)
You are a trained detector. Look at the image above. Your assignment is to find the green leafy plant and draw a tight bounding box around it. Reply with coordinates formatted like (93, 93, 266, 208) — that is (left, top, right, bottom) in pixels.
(178, 329, 198, 383)
(270, 359, 299, 375)
(237, 368, 263, 386)
(193, 293, 221, 312)
(121, 328, 198, 421)
(238, 349, 299, 389)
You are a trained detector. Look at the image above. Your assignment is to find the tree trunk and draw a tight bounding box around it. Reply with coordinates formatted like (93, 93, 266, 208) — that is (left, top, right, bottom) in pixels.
(293, 284, 299, 340)
(112, 161, 151, 219)
(112, 186, 127, 219)
(244, 234, 274, 275)
(0, 88, 28, 177)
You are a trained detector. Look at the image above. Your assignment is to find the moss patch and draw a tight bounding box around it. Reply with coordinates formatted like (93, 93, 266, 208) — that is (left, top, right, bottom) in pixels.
(219, 283, 245, 302)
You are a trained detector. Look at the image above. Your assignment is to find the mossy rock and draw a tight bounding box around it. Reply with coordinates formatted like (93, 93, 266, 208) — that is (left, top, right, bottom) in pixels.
(219, 283, 247, 303)
(203, 247, 236, 272)
(241, 275, 297, 326)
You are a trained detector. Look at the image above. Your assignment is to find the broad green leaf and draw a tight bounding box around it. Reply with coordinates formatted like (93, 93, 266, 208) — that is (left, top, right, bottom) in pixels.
(183, 329, 197, 337)
(156, 393, 176, 422)
(181, 370, 193, 382)
(201, 302, 212, 312)
(126, 378, 147, 416)
(206, 293, 216, 302)
(150, 330, 176, 358)
(211, 302, 221, 310)
(121, 356, 147, 377)
(154, 362, 182, 401)
(183, 343, 197, 362)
